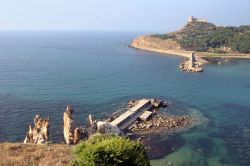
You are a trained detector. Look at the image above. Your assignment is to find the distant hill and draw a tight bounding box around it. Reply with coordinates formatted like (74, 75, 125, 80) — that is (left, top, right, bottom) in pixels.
(151, 17, 250, 53)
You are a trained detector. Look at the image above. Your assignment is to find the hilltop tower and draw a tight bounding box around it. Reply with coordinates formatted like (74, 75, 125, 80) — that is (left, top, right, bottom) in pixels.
(189, 52, 195, 68)
(188, 16, 195, 23)
(188, 16, 207, 23)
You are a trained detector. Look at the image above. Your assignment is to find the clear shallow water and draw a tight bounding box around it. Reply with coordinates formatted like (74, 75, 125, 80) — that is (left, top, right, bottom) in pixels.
(0, 32, 250, 165)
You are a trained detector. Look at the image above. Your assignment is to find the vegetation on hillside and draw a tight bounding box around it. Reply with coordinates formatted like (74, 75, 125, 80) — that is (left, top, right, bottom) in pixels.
(151, 22, 250, 53)
(71, 134, 150, 166)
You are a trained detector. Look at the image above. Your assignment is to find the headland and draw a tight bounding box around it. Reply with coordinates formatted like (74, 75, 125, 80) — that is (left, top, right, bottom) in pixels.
(131, 16, 250, 72)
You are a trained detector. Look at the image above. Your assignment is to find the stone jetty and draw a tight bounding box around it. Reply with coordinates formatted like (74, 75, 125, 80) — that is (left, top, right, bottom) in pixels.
(110, 99, 152, 131)
(92, 98, 198, 137)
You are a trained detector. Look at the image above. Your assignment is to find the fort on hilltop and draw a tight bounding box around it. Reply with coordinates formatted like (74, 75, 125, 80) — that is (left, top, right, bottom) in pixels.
(187, 16, 207, 23)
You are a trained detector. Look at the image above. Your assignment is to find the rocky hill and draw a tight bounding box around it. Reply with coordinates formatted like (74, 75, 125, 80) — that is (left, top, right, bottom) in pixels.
(131, 17, 250, 54)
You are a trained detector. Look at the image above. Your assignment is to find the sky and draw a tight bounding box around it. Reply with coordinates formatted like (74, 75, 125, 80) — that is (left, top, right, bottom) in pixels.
(0, 0, 250, 32)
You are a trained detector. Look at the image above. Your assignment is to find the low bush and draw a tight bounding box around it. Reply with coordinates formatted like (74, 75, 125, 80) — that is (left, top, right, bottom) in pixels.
(71, 134, 150, 166)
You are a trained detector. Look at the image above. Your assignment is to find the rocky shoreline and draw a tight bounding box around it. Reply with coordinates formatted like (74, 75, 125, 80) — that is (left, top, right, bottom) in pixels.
(105, 99, 206, 144)
(130, 114, 194, 135)
(23, 99, 203, 144)
(21, 98, 207, 159)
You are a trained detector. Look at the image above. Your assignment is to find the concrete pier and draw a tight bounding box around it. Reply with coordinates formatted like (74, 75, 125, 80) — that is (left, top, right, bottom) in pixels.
(110, 99, 151, 130)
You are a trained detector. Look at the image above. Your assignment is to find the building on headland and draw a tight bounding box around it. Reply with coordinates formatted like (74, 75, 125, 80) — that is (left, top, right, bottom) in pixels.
(188, 16, 207, 23)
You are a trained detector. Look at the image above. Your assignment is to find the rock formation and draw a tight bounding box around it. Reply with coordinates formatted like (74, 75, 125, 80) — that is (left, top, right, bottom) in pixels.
(63, 105, 76, 145)
(63, 105, 88, 145)
(96, 121, 121, 135)
(88, 114, 97, 127)
(73, 127, 88, 144)
(24, 115, 50, 144)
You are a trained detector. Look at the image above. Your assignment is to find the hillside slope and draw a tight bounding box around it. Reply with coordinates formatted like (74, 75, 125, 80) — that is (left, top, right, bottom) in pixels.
(0, 143, 72, 166)
(132, 17, 250, 54)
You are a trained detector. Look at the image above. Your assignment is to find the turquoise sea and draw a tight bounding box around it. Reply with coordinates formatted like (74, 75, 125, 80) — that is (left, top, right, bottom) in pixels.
(0, 32, 250, 166)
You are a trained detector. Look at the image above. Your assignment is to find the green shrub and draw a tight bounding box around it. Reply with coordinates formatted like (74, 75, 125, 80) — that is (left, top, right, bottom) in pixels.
(71, 134, 150, 166)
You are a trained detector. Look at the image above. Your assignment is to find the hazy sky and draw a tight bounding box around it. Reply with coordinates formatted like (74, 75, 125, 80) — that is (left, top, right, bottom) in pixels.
(0, 0, 249, 32)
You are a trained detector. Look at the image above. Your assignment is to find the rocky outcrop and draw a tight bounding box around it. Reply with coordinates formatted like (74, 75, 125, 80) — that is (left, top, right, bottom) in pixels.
(24, 115, 50, 144)
(63, 105, 88, 145)
(96, 121, 121, 135)
(63, 105, 76, 145)
(73, 127, 88, 145)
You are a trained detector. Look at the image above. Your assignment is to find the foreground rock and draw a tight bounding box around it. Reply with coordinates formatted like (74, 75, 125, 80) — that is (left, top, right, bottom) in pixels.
(63, 105, 88, 145)
(24, 115, 49, 144)
(63, 105, 76, 145)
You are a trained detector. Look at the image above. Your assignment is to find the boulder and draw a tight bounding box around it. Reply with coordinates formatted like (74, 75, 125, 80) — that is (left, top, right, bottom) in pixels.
(96, 121, 121, 135)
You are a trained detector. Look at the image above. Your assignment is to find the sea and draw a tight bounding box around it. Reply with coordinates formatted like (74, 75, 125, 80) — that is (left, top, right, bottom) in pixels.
(0, 31, 250, 166)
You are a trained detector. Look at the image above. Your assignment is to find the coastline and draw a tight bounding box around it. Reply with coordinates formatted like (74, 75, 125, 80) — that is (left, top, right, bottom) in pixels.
(130, 43, 192, 58)
(130, 36, 250, 60)
(130, 36, 192, 58)
(0, 98, 207, 165)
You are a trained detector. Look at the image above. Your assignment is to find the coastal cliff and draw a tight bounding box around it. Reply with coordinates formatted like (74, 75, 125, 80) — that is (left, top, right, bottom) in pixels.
(131, 36, 192, 58)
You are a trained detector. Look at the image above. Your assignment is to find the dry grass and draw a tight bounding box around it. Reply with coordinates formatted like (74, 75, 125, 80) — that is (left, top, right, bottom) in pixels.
(0, 143, 72, 166)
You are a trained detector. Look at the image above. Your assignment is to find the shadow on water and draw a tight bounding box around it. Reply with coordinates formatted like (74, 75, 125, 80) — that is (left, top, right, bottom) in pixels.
(143, 134, 186, 159)
(178, 158, 209, 166)
(190, 137, 215, 157)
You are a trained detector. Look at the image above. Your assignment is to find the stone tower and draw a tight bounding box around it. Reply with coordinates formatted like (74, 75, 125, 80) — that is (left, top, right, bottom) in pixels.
(188, 16, 194, 23)
(189, 52, 195, 68)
